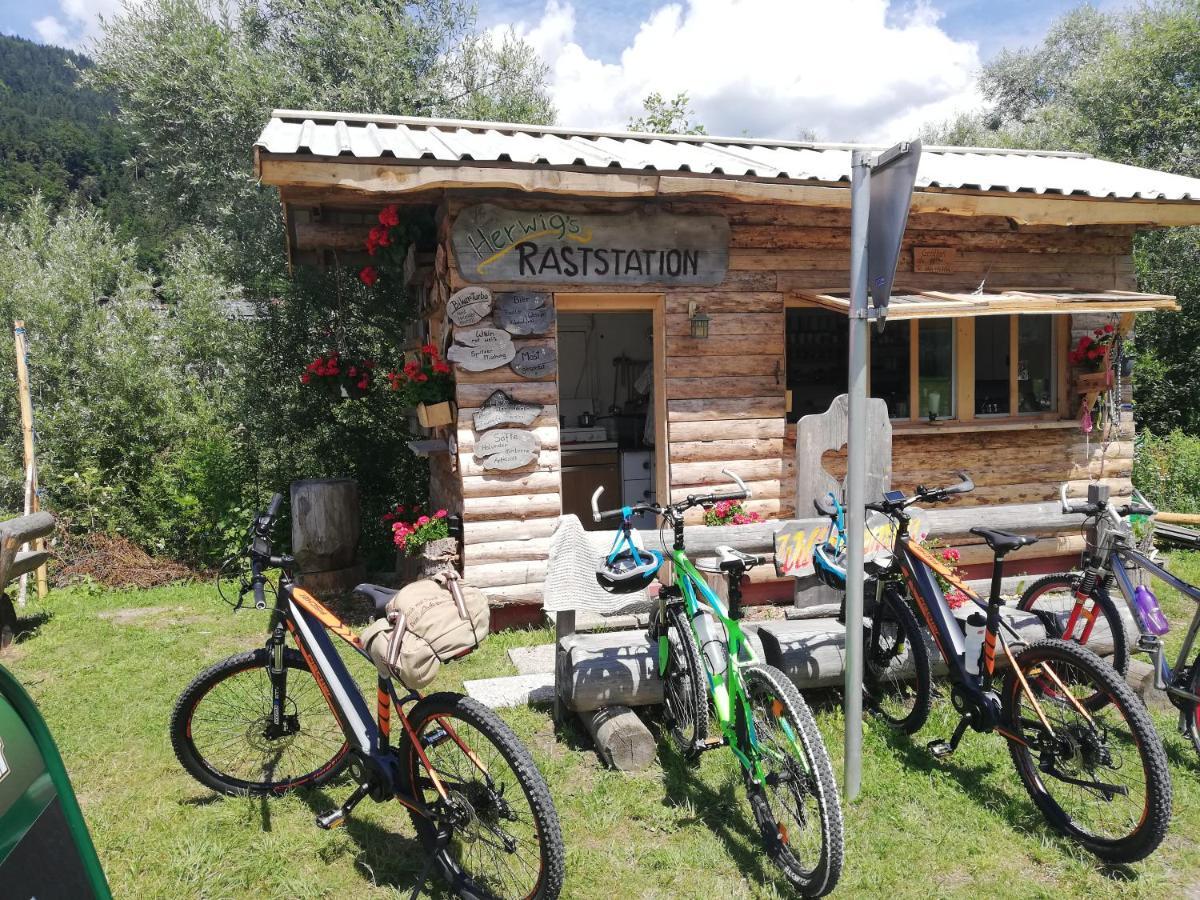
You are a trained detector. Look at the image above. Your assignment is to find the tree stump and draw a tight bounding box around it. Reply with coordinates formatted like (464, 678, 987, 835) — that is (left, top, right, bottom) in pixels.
(398, 537, 459, 584)
(580, 706, 656, 772)
(291, 478, 364, 596)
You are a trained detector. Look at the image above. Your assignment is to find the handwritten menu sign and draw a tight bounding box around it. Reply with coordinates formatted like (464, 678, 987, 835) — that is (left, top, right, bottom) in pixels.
(451, 204, 729, 286)
(495, 292, 554, 335)
(447, 326, 516, 372)
(913, 247, 958, 274)
(447, 286, 493, 326)
(511, 345, 557, 379)
(473, 390, 543, 431)
(478, 448, 538, 471)
(474, 428, 539, 458)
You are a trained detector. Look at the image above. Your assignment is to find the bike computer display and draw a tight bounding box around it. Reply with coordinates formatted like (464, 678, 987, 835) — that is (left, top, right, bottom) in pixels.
(883, 490, 906, 504)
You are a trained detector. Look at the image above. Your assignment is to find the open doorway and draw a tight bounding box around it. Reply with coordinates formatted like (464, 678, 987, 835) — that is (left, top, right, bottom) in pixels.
(556, 296, 665, 530)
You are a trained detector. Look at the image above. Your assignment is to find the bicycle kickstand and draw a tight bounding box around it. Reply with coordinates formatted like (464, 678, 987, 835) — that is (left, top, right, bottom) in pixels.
(927, 715, 971, 760)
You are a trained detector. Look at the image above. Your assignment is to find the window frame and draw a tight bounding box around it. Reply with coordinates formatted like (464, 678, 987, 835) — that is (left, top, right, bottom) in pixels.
(783, 299, 1071, 428)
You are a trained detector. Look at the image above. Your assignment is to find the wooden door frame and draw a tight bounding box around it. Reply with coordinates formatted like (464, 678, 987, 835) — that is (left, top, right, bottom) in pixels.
(555, 293, 669, 510)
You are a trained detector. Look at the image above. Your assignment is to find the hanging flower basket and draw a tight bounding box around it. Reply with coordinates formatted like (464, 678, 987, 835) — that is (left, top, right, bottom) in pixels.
(1073, 367, 1113, 394)
(417, 400, 456, 428)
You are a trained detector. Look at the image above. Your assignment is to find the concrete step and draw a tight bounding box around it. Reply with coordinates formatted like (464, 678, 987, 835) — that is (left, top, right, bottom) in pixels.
(463, 672, 555, 709)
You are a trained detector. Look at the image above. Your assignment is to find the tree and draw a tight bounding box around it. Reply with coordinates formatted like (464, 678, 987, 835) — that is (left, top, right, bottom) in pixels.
(924, 0, 1200, 435)
(628, 91, 706, 135)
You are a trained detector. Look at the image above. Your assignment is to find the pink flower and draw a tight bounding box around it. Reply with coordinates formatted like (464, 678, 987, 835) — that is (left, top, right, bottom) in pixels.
(946, 590, 969, 609)
(417, 515, 430, 526)
(434, 509, 447, 518)
(379, 205, 400, 227)
(942, 547, 960, 563)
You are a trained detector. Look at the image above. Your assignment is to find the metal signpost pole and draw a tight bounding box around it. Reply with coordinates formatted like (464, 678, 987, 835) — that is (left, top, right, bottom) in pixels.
(843, 150, 873, 801)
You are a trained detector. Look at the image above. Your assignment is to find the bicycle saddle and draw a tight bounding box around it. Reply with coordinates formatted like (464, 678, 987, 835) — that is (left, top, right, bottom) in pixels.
(814, 495, 838, 518)
(969, 528, 1038, 555)
(353, 583, 400, 620)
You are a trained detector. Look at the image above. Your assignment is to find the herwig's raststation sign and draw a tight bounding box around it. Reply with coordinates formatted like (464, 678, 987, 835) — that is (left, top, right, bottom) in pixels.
(451, 204, 729, 286)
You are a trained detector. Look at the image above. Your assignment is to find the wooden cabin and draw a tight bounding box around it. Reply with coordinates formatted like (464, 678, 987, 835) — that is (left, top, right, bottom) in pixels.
(254, 111, 1200, 625)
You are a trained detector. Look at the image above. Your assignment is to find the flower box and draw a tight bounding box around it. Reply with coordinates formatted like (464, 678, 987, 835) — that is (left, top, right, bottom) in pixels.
(1073, 369, 1112, 394)
(417, 400, 455, 428)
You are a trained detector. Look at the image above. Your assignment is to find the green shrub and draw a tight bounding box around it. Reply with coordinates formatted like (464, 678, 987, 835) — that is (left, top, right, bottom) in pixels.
(1133, 430, 1200, 514)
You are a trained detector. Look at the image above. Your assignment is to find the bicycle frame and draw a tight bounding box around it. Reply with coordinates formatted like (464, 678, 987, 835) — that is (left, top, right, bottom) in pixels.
(268, 575, 485, 817)
(1104, 546, 1200, 705)
(664, 549, 809, 783)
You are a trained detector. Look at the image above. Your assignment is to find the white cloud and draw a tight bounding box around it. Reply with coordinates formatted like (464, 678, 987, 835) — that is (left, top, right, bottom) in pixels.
(504, 0, 984, 142)
(33, 16, 71, 47)
(31, 0, 132, 49)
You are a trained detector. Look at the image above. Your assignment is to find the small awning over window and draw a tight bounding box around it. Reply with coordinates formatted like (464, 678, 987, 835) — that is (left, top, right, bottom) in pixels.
(791, 288, 1178, 320)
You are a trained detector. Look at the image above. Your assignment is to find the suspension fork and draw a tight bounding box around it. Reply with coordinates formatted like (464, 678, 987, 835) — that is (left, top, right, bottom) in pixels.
(266, 620, 289, 734)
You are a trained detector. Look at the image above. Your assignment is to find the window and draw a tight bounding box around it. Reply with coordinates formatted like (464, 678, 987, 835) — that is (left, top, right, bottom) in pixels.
(785, 307, 1060, 425)
(870, 321, 910, 418)
(785, 308, 847, 422)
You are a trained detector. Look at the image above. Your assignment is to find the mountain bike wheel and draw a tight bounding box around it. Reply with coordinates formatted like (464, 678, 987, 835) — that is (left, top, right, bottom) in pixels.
(1019, 573, 1130, 677)
(740, 665, 843, 897)
(863, 587, 931, 734)
(399, 692, 564, 900)
(653, 600, 709, 758)
(170, 648, 350, 795)
(1184, 657, 1200, 759)
(1002, 638, 1171, 864)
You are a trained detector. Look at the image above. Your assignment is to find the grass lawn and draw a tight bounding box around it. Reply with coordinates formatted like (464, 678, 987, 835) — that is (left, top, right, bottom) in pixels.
(3, 560, 1199, 899)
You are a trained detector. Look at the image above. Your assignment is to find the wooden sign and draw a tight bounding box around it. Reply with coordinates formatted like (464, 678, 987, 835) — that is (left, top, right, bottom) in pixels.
(773, 510, 928, 578)
(447, 340, 516, 372)
(451, 326, 511, 349)
(474, 428, 539, 459)
(495, 292, 555, 335)
(473, 390, 543, 431)
(451, 203, 729, 286)
(913, 247, 958, 274)
(511, 345, 557, 379)
(478, 448, 538, 471)
(447, 286, 493, 326)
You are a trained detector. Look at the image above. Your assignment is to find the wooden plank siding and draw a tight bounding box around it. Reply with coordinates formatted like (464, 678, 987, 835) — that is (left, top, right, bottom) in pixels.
(429, 193, 1141, 607)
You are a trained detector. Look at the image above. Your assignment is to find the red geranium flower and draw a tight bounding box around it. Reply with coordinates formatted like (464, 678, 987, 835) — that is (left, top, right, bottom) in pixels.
(379, 205, 400, 227)
(360, 266, 379, 286)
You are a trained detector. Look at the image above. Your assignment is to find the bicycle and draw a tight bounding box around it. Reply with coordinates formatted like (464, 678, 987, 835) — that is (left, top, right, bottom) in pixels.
(169, 495, 565, 899)
(592, 471, 843, 897)
(1019, 482, 1200, 756)
(861, 474, 1172, 863)
(808, 491, 933, 734)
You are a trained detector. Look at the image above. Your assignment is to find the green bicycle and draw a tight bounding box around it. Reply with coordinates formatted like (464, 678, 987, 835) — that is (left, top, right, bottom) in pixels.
(591, 470, 844, 897)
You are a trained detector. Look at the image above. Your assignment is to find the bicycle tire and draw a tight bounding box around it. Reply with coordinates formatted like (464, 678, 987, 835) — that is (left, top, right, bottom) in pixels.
(740, 664, 843, 897)
(1002, 638, 1171, 864)
(398, 692, 564, 900)
(1184, 657, 1200, 760)
(654, 600, 709, 758)
(170, 648, 350, 796)
(1019, 573, 1130, 676)
(863, 587, 932, 734)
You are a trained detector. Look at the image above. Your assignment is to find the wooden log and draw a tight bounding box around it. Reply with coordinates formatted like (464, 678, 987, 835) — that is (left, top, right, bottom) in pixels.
(665, 355, 782, 377)
(668, 396, 787, 420)
(460, 471, 561, 499)
(579, 706, 656, 772)
(670, 458, 783, 485)
(669, 418, 786, 441)
(457, 424, 560, 451)
(666, 376, 783, 400)
(1155, 512, 1200, 526)
(0, 512, 55, 589)
(459, 450, 560, 478)
(559, 629, 664, 712)
(461, 493, 562, 521)
(665, 293, 784, 315)
(463, 516, 560, 544)
(456, 381, 558, 408)
(483, 583, 545, 604)
(463, 537, 553, 565)
(670, 438, 784, 463)
(462, 559, 549, 589)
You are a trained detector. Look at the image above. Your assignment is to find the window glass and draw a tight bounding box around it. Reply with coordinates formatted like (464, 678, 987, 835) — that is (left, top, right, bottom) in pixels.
(1018, 316, 1056, 413)
(974, 317, 1010, 416)
(870, 321, 911, 418)
(918, 320, 954, 420)
(785, 308, 847, 422)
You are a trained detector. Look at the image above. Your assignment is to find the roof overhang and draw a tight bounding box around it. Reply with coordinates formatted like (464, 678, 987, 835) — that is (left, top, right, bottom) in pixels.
(791, 288, 1179, 320)
(256, 154, 1200, 228)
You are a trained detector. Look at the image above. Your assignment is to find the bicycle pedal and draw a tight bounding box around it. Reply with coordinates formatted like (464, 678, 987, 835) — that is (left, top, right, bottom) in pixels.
(315, 809, 347, 830)
(696, 735, 726, 752)
(926, 739, 955, 759)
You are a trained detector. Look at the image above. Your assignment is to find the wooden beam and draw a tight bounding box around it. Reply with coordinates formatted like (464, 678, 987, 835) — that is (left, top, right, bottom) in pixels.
(259, 158, 1200, 227)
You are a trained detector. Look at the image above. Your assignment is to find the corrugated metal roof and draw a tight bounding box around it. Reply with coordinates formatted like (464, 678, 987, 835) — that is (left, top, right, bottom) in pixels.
(256, 110, 1200, 202)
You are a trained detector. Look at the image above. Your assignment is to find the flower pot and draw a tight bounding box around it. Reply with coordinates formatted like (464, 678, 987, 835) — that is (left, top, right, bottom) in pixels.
(417, 400, 455, 428)
(397, 536, 458, 583)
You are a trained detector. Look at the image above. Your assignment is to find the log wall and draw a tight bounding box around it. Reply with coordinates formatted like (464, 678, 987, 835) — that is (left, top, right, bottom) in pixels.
(425, 194, 1140, 609)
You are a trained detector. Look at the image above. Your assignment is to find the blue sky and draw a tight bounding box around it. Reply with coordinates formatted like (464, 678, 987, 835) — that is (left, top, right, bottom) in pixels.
(3, 0, 1135, 141)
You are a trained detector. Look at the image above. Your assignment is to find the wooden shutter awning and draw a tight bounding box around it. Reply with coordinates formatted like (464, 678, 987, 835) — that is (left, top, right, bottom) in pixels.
(792, 288, 1178, 320)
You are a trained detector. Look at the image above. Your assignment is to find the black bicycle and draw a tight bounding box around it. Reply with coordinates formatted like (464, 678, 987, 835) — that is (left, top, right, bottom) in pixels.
(863, 475, 1172, 864)
(169, 495, 565, 899)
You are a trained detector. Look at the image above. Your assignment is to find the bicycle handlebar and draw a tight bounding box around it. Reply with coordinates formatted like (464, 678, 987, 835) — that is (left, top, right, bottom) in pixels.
(591, 470, 751, 524)
(1059, 482, 1157, 522)
(866, 471, 974, 514)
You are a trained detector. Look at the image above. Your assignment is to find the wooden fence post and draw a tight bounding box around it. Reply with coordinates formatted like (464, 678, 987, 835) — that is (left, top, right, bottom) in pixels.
(13, 321, 47, 601)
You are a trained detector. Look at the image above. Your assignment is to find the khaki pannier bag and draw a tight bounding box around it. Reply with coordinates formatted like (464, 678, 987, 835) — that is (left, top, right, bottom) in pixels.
(360, 571, 489, 689)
